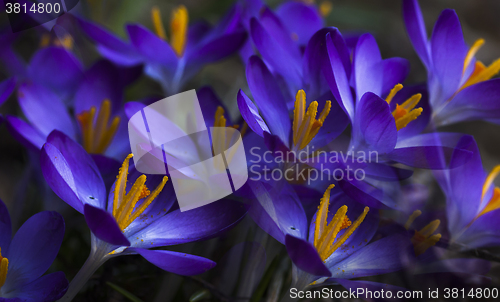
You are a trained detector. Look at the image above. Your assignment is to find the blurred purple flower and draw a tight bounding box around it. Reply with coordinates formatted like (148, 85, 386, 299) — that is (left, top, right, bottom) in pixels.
(403, 0, 500, 126)
(0, 199, 67, 301)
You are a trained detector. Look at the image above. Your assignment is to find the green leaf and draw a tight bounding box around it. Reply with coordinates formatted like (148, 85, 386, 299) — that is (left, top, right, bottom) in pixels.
(106, 281, 144, 302)
(250, 255, 281, 302)
(189, 289, 212, 302)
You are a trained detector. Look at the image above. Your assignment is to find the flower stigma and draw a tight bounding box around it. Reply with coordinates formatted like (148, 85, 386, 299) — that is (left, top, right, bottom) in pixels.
(313, 184, 369, 261)
(213, 106, 247, 168)
(460, 39, 500, 91)
(151, 5, 188, 57)
(113, 154, 169, 231)
(0, 248, 8, 289)
(405, 210, 441, 256)
(76, 99, 120, 154)
(385, 84, 423, 131)
(293, 90, 331, 150)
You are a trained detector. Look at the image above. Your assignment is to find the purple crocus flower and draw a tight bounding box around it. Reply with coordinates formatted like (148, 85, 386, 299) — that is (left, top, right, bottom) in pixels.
(403, 0, 500, 126)
(39, 130, 247, 300)
(248, 180, 411, 290)
(5, 58, 133, 161)
(0, 199, 68, 301)
(0, 77, 15, 123)
(77, 5, 247, 95)
(321, 28, 474, 209)
(434, 137, 500, 249)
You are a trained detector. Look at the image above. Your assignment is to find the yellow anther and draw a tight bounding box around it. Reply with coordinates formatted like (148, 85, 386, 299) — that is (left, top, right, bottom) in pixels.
(0, 248, 8, 289)
(319, 1, 333, 17)
(53, 35, 74, 50)
(40, 33, 51, 47)
(313, 184, 369, 261)
(113, 155, 169, 231)
(463, 39, 485, 74)
(475, 165, 500, 218)
(482, 165, 500, 200)
(459, 39, 500, 91)
(392, 94, 423, 131)
(404, 210, 422, 230)
(76, 99, 120, 154)
(170, 5, 188, 57)
(151, 6, 167, 40)
(293, 90, 331, 150)
(385, 84, 403, 104)
(411, 219, 441, 256)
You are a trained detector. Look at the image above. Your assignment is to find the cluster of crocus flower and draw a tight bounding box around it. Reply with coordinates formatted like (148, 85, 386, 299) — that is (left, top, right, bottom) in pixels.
(0, 0, 499, 300)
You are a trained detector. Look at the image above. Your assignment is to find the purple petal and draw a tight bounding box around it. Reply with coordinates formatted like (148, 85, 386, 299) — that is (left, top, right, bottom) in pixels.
(7, 272, 68, 302)
(127, 199, 246, 248)
(27, 47, 83, 99)
(275, 1, 323, 46)
(381, 57, 410, 96)
(285, 234, 331, 277)
(6, 211, 64, 287)
(430, 9, 468, 101)
(249, 18, 301, 87)
(353, 34, 383, 101)
(5, 115, 46, 151)
(0, 77, 15, 106)
(73, 60, 124, 115)
(332, 235, 412, 278)
(246, 56, 291, 144)
(84, 204, 130, 246)
(402, 0, 431, 68)
(437, 79, 500, 125)
(0, 199, 12, 253)
(77, 17, 142, 66)
(325, 31, 355, 119)
(263, 132, 293, 161)
(389, 133, 473, 169)
(186, 31, 247, 70)
(338, 178, 395, 209)
(17, 83, 76, 139)
(237, 89, 270, 137)
(352, 92, 397, 154)
(458, 209, 500, 248)
(41, 131, 106, 212)
(197, 86, 226, 128)
(131, 248, 215, 276)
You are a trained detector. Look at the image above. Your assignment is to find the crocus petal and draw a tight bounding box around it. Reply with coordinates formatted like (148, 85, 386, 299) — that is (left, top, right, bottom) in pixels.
(237, 89, 270, 137)
(185, 31, 247, 72)
(430, 9, 468, 102)
(338, 178, 395, 209)
(27, 47, 83, 99)
(40, 131, 106, 212)
(5, 115, 46, 151)
(84, 204, 130, 247)
(0, 77, 15, 106)
(197, 86, 227, 128)
(250, 18, 302, 87)
(381, 57, 410, 96)
(325, 31, 355, 120)
(389, 133, 473, 169)
(246, 181, 307, 244)
(285, 235, 331, 277)
(263, 132, 293, 161)
(402, 0, 430, 68)
(352, 92, 397, 154)
(127, 199, 246, 248)
(126, 24, 178, 69)
(18, 83, 76, 139)
(246, 56, 291, 144)
(332, 235, 412, 278)
(131, 248, 215, 276)
(6, 272, 68, 302)
(0, 199, 12, 252)
(5, 211, 64, 287)
(436, 79, 500, 125)
(457, 210, 500, 248)
(353, 34, 383, 101)
(73, 60, 123, 115)
(77, 17, 142, 66)
(276, 1, 323, 46)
